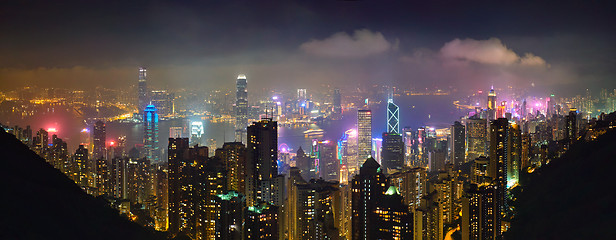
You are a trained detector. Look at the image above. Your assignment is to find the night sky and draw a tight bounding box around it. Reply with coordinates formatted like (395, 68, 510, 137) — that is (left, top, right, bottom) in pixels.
(1, 0, 614, 94)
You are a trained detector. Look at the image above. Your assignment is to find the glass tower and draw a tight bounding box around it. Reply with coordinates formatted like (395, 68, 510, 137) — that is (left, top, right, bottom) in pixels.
(235, 74, 248, 143)
(386, 98, 399, 134)
(143, 104, 159, 162)
(358, 109, 372, 166)
(138, 67, 147, 112)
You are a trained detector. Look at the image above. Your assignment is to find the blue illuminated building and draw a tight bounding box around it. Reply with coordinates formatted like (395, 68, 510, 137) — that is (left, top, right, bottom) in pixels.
(144, 104, 159, 162)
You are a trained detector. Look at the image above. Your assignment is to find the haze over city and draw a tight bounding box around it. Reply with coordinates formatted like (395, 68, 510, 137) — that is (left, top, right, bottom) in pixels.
(1, 1, 614, 94)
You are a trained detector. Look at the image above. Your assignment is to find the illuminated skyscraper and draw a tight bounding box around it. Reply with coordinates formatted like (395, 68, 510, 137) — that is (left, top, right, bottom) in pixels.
(167, 138, 218, 238)
(565, 108, 578, 145)
(375, 186, 412, 240)
(246, 118, 281, 207)
(450, 121, 466, 167)
(92, 121, 106, 160)
(297, 88, 307, 115)
(387, 98, 400, 134)
(315, 140, 338, 181)
(73, 145, 89, 186)
(389, 167, 427, 210)
(138, 67, 148, 112)
(489, 118, 508, 192)
(351, 158, 388, 240)
(488, 117, 521, 231)
(466, 116, 487, 161)
(167, 138, 190, 235)
(357, 110, 372, 166)
(461, 184, 500, 240)
(190, 121, 204, 145)
(215, 142, 246, 193)
(144, 104, 160, 162)
(487, 87, 497, 120)
(235, 74, 248, 143)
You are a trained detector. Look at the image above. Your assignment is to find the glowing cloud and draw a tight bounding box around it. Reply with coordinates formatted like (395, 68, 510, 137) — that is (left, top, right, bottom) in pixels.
(300, 29, 394, 58)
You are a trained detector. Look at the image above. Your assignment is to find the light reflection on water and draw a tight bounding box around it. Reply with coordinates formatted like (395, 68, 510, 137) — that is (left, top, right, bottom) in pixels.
(2, 95, 463, 156)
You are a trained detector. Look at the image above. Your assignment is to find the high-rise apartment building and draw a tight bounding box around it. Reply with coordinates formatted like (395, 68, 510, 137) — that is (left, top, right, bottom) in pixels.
(351, 157, 388, 240)
(92, 121, 106, 160)
(450, 121, 466, 167)
(215, 142, 246, 193)
(246, 118, 280, 207)
(461, 184, 500, 240)
(73, 145, 89, 186)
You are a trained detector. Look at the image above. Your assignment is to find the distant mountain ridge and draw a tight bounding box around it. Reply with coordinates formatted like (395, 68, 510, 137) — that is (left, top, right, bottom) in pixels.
(0, 127, 167, 240)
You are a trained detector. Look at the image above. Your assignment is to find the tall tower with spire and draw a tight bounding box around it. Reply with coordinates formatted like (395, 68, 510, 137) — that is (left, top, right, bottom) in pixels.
(138, 67, 147, 113)
(235, 74, 248, 143)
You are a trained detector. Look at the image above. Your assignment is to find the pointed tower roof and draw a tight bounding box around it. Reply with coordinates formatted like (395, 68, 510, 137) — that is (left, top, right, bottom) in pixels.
(385, 186, 401, 195)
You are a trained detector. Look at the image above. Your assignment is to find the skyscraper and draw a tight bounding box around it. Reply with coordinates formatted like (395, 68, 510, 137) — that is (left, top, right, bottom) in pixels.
(565, 108, 578, 145)
(375, 186, 412, 240)
(489, 118, 522, 189)
(92, 121, 106, 160)
(381, 132, 404, 172)
(390, 167, 427, 211)
(150, 90, 174, 116)
(215, 142, 247, 193)
(387, 98, 400, 134)
(333, 88, 342, 114)
(246, 118, 279, 207)
(315, 139, 338, 181)
(488, 118, 517, 232)
(450, 121, 466, 167)
(167, 138, 190, 235)
(73, 145, 89, 186)
(351, 158, 388, 240)
(461, 184, 500, 240)
(235, 74, 248, 143)
(487, 87, 497, 121)
(466, 116, 487, 161)
(167, 138, 219, 238)
(144, 104, 160, 162)
(138, 67, 148, 112)
(357, 110, 372, 166)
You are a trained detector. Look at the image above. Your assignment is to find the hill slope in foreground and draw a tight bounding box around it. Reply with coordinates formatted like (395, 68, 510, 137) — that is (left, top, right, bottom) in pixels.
(0, 128, 167, 240)
(506, 130, 616, 239)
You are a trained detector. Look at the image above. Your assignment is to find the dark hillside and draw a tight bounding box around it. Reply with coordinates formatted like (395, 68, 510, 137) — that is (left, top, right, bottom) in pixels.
(0, 128, 167, 240)
(506, 129, 616, 239)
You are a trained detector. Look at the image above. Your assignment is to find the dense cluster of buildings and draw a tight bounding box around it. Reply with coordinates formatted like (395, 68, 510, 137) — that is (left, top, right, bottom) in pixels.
(3, 68, 616, 240)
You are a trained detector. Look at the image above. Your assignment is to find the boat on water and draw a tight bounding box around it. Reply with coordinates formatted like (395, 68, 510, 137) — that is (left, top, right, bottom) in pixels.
(303, 128, 325, 137)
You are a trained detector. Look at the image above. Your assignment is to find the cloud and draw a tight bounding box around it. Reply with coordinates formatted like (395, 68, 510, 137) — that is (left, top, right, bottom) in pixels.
(300, 29, 394, 58)
(439, 38, 547, 67)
